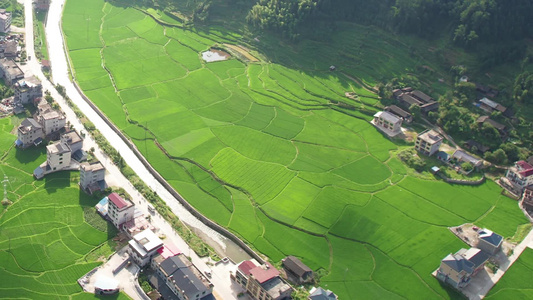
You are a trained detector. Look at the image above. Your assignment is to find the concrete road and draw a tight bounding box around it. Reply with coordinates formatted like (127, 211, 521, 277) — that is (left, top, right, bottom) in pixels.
(21, 0, 246, 299)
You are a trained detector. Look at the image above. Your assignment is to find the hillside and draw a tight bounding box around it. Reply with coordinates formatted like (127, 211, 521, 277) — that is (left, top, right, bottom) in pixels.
(61, 0, 532, 299)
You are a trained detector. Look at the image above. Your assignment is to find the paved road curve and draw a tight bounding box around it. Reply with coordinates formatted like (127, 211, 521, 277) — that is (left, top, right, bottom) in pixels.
(21, 0, 248, 298)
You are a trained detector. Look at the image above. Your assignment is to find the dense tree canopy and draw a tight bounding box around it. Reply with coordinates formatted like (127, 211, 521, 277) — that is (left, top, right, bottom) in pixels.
(246, 0, 533, 45)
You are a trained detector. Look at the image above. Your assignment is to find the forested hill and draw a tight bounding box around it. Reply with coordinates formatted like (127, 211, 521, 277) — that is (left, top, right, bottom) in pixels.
(246, 0, 533, 45)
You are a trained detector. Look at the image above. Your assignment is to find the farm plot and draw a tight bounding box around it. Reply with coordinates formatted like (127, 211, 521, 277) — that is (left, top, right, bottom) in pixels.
(486, 249, 533, 299)
(0, 118, 118, 299)
(63, 1, 530, 299)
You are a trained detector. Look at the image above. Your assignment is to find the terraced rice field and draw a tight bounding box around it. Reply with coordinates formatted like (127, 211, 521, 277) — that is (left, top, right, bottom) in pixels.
(0, 118, 125, 299)
(63, 0, 529, 298)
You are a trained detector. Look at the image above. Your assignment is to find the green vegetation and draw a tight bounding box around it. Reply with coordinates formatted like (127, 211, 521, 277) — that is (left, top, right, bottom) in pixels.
(62, 0, 530, 298)
(0, 117, 119, 299)
(486, 248, 533, 299)
(34, 10, 49, 61)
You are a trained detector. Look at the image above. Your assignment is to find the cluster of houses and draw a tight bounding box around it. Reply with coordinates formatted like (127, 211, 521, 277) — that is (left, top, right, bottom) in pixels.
(436, 228, 503, 290)
(0, 57, 44, 114)
(371, 88, 436, 137)
(95, 192, 215, 299)
(232, 255, 337, 300)
(502, 158, 533, 218)
(15, 93, 108, 193)
(96, 189, 338, 300)
(393, 88, 439, 113)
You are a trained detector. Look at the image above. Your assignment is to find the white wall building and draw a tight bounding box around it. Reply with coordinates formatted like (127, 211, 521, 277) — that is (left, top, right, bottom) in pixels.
(0, 10, 11, 33)
(79, 161, 106, 194)
(372, 111, 402, 136)
(14, 76, 42, 105)
(16, 118, 44, 148)
(46, 141, 71, 172)
(107, 192, 135, 229)
(36, 100, 66, 135)
(127, 229, 163, 267)
(415, 129, 443, 156)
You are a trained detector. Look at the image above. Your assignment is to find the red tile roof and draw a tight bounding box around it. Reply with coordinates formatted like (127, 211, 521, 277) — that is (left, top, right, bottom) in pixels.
(157, 242, 181, 259)
(238, 260, 257, 275)
(108, 193, 130, 210)
(517, 161, 533, 177)
(249, 262, 280, 284)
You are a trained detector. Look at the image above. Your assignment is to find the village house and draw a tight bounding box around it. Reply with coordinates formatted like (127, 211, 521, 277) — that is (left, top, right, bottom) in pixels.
(308, 287, 338, 300)
(14, 76, 43, 105)
(451, 150, 483, 169)
(385, 105, 413, 123)
(0, 10, 11, 33)
(35, 99, 66, 136)
(16, 118, 44, 148)
(44, 140, 71, 171)
(0, 40, 18, 59)
(0, 58, 24, 85)
(79, 161, 106, 194)
(393, 88, 439, 113)
(127, 228, 163, 267)
(33, 131, 85, 179)
(476, 229, 503, 255)
(436, 252, 474, 289)
(61, 130, 86, 161)
(504, 160, 533, 193)
(372, 111, 402, 136)
(436, 247, 489, 289)
(477, 97, 513, 117)
(455, 248, 489, 276)
(107, 192, 135, 229)
(282, 256, 313, 284)
(150, 252, 214, 300)
(234, 260, 293, 300)
(415, 129, 443, 156)
(476, 116, 506, 136)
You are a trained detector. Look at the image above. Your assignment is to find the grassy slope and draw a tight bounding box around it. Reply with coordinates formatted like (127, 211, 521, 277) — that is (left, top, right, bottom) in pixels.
(62, 1, 529, 299)
(0, 117, 126, 299)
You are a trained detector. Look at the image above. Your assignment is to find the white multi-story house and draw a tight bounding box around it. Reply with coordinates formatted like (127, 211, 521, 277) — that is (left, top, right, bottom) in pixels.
(36, 100, 66, 135)
(45, 140, 71, 172)
(127, 229, 163, 267)
(33, 130, 84, 179)
(234, 260, 293, 300)
(415, 129, 443, 156)
(372, 111, 402, 136)
(14, 76, 42, 105)
(16, 118, 44, 148)
(79, 161, 106, 194)
(0, 10, 11, 33)
(107, 192, 135, 229)
(505, 161, 533, 192)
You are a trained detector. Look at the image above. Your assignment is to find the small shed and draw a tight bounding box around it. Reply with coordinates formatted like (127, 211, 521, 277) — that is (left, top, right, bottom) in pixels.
(282, 256, 313, 284)
(430, 166, 440, 174)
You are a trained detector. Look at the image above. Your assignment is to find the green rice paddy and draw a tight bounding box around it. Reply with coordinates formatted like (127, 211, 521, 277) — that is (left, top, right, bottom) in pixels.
(0, 118, 125, 299)
(486, 248, 533, 299)
(62, 0, 530, 298)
